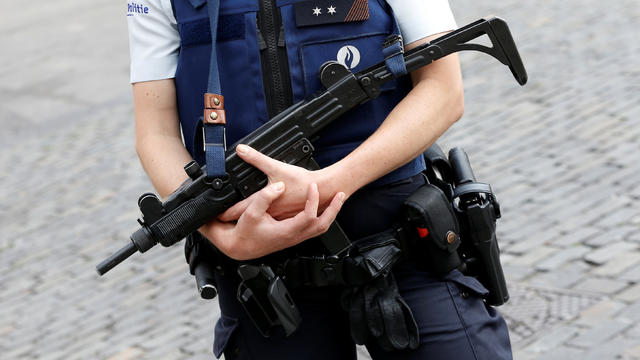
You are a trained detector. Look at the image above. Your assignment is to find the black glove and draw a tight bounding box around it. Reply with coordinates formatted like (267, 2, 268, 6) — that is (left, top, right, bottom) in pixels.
(340, 230, 419, 351)
(342, 272, 419, 351)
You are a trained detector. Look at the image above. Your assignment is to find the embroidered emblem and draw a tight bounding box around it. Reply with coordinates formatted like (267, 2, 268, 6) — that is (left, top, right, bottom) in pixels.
(337, 45, 361, 69)
(294, 0, 369, 27)
(344, 0, 368, 22)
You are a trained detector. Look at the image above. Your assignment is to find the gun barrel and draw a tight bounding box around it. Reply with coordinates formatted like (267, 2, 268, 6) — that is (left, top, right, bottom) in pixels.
(96, 242, 137, 276)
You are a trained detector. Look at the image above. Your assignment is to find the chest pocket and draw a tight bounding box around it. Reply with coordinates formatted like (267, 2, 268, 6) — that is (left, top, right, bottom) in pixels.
(275, 0, 410, 167)
(277, 0, 399, 101)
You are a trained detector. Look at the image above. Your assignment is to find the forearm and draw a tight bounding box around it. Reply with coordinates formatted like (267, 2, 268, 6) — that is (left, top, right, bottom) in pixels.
(133, 80, 192, 199)
(136, 134, 192, 198)
(321, 40, 464, 197)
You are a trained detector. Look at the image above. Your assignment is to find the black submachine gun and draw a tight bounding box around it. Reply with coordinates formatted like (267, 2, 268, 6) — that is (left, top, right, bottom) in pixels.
(96, 17, 527, 276)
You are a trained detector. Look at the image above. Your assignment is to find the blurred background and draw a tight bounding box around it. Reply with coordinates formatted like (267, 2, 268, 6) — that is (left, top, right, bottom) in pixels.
(0, 0, 638, 359)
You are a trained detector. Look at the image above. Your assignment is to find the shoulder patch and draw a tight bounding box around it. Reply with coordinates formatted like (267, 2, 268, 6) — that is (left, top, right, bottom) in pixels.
(294, 0, 369, 27)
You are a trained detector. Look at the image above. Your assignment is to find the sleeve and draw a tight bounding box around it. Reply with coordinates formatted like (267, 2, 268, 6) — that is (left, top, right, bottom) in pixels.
(127, 0, 181, 83)
(385, 0, 457, 45)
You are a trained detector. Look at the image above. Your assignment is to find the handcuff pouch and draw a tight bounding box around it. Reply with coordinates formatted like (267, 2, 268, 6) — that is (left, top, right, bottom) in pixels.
(403, 183, 462, 274)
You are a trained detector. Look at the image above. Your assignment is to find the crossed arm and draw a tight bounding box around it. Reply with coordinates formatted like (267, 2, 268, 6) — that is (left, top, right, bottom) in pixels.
(133, 33, 463, 260)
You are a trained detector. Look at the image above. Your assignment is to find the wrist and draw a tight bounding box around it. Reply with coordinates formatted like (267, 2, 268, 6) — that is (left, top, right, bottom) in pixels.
(317, 163, 360, 202)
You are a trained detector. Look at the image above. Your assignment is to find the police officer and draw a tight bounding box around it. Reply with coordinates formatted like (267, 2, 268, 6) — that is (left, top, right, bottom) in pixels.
(127, 0, 513, 358)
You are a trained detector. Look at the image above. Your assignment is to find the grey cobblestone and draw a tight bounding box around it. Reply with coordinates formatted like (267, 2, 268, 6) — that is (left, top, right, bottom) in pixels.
(583, 242, 638, 265)
(535, 245, 591, 272)
(502, 264, 537, 283)
(505, 233, 556, 255)
(624, 345, 640, 360)
(551, 227, 601, 248)
(507, 246, 557, 267)
(584, 225, 640, 247)
(536, 346, 586, 360)
(574, 300, 627, 327)
(616, 283, 640, 303)
(626, 323, 640, 339)
(593, 251, 640, 277)
(620, 300, 640, 322)
(568, 319, 632, 348)
(523, 325, 580, 353)
(527, 269, 584, 290)
(581, 338, 635, 360)
(620, 264, 640, 283)
(572, 278, 630, 295)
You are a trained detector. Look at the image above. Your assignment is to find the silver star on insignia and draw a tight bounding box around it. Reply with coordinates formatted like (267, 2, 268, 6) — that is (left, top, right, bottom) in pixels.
(327, 5, 337, 15)
(312, 7, 322, 16)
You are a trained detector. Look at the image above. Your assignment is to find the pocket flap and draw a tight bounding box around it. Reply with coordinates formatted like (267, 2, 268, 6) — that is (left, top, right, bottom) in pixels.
(294, 0, 369, 27)
(445, 270, 489, 297)
(213, 314, 239, 358)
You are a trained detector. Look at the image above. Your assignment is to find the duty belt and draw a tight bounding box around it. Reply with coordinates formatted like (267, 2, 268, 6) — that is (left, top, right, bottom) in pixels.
(279, 226, 461, 290)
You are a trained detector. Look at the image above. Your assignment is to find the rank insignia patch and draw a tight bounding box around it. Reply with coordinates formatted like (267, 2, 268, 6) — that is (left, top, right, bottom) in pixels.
(294, 0, 370, 27)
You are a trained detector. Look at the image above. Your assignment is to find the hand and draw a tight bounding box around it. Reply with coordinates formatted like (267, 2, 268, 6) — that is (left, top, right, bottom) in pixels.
(200, 181, 346, 261)
(220, 144, 338, 220)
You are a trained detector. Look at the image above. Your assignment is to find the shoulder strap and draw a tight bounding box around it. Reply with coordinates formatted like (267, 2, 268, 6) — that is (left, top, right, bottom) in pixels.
(188, 0, 226, 178)
(381, 2, 408, 77)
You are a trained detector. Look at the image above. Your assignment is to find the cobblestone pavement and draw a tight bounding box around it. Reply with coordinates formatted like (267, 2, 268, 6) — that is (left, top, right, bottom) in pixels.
(0, 0, 638, 359)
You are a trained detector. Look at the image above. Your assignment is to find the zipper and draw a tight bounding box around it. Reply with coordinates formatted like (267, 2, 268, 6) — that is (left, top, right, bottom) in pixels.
(257, 0, 293, 118)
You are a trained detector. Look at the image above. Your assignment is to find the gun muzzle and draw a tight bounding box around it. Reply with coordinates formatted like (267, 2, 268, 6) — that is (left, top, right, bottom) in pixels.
(96, 242, 137, 276)
(194, 262, 218, 299)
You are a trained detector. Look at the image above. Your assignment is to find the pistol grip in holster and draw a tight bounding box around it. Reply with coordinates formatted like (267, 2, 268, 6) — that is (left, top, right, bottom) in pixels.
(422, 144, 455, 200)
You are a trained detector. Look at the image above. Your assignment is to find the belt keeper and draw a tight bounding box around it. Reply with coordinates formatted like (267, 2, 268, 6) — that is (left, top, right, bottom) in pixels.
(204, 93, 224, 109)
(382, 34, 404, 60)
(204, 109, 226, 125)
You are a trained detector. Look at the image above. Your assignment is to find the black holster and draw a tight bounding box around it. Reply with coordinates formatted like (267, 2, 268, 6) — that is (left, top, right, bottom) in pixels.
(236, 264, 301, 337)
(423, 144, 510, 306)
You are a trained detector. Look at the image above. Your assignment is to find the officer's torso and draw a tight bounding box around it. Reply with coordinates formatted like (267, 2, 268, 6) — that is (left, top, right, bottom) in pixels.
(172, 0, 421, 184)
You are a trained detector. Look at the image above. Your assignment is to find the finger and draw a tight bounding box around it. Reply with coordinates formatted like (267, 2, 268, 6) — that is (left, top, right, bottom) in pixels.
(204, 220, 235, 250)
(304, 183, 320, 218)
(244, 182, 285, 219)
(281, 190, 344, 240)
(236, 144, 281, 176)
(218, 195, 253, 221)
(278, 210, 312, 236)
(314, 192, 346, 232)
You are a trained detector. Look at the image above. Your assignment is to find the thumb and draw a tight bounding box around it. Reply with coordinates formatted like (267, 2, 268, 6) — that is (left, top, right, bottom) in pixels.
(236, 144, 280, 176)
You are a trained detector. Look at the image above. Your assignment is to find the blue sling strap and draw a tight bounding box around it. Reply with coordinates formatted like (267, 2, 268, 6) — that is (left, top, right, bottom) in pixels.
(186, 0, 406, 178)
(188, 0, 226, 178)
(382, 5, 407, 78)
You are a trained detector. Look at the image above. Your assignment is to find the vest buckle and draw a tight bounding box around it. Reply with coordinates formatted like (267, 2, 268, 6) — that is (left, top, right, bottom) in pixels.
(382, 34, 404, 60)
